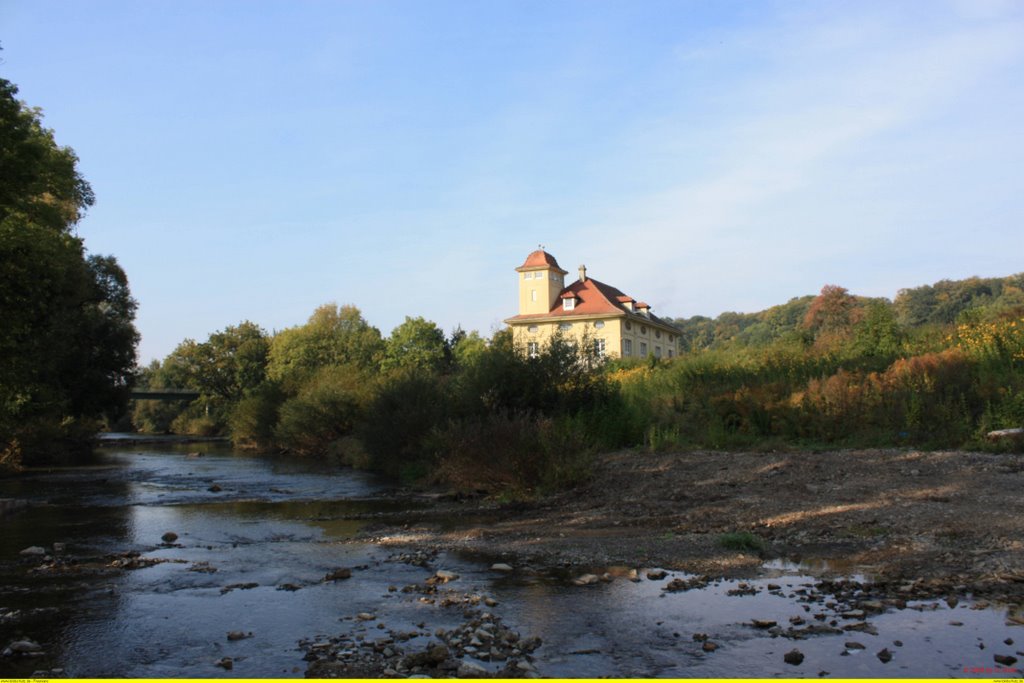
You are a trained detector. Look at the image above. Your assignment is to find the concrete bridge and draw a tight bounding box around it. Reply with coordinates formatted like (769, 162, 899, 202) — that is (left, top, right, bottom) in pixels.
(130, 389, 201, 401)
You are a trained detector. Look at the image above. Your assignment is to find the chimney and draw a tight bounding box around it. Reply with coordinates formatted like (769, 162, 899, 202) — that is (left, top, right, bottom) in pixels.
(578, 264, 587, 282)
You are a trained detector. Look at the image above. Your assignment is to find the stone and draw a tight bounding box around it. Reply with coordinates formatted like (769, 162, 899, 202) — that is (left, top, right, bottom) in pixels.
(484, 597, 499, 607)
(207, 484, 222, 493)
(573, 574, 600, 586)
(356, 612, 375, 621)
(841, 610, 865, 619)
(516, 660, 536, 672)
(877, 648, 893, 663)
(8, 640, 42, 653)
(994, 654, 1018, 666)
(490, 563, 513, 573)
(702, 641, 718, 652)
(19, 546, 46, 556)
(646, 569, 668, 580)
(52, 542, 66, 553)
(434, 570, 459, 583)
(784, 649, 804, 665)
(751, 619, 777, 629)
(161, 532, 178, 543)
(215, 657, 233, 670)
(227, 631, 252, 641)
(845, 641, 865, 650)
(325, 568, 352, 581)
(457, 660, 488, 677)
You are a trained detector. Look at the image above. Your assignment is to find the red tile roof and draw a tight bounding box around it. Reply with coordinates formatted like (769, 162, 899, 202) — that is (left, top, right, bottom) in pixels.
(506, 275, 678, 331)
(517, 249, 567, 273)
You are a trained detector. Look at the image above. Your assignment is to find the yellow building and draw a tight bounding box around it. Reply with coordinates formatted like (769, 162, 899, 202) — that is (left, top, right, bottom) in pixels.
(504, 249, 681, 359)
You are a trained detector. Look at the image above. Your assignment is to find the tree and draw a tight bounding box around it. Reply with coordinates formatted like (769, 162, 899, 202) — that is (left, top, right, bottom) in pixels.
(381, 316, 450, 373)
(267, 304, 384, 385)
(803, 285, 861, 334)
(0, 78, 94, 231)
(0, 77, 138, 466)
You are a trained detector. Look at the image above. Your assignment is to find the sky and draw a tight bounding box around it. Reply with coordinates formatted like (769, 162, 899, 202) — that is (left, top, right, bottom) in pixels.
(3, 0, 1023, 363)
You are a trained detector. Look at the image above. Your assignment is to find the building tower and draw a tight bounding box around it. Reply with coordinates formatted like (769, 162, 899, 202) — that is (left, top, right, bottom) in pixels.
(515, 249, 568, 315)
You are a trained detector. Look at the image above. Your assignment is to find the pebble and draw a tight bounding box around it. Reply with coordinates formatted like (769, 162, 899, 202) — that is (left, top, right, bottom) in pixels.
(784, 649, 804, 665)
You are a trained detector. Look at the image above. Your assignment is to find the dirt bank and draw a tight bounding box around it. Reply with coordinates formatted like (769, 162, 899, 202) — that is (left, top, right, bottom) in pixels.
(361, 448, 1024, 599)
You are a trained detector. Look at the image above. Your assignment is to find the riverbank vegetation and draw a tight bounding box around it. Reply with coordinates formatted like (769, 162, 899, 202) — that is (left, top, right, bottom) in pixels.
(0, 77, 138, 471)
(134, 272, 1024, 493)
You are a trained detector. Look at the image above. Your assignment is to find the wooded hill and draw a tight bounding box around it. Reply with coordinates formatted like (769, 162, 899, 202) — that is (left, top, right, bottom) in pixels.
(669, 273, 1024, 352)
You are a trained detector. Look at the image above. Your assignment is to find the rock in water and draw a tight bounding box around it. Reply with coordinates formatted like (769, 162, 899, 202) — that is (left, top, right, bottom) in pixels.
(215, 657, 233, 670)
(646, 569, 668, 580)
(702, 641, 718, 652)
(434, 570, 459, 583)
(994, 654, 1018, 666)
(324, 568, 352, 581)
(877, 648, 893, 663)
(8, 640, 43, 653)
(490, 563, 513, 573)
(226, 631, 252, 641)
(161, 532, 178, 543)
(573, 574, 600, 586)
(784, 649, 804, 665)
(19, 546, 46, 556)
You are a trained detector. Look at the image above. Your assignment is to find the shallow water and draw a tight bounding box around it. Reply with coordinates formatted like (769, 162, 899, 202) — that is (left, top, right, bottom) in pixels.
(1, 443, 1021, 678)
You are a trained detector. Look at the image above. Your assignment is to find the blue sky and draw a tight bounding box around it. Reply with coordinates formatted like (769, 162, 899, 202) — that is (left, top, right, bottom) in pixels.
(3, 0, 1022, 363)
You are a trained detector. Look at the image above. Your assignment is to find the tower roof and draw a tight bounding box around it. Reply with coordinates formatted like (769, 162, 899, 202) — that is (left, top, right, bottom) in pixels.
(516, 249, 568, 274)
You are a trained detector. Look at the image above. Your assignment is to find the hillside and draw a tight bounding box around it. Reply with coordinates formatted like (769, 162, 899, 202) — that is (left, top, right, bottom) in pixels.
(668, 272, 1024, 352)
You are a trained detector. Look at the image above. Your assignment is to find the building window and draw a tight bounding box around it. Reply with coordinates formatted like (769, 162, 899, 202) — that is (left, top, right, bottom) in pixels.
(639, 342, 648, 356)
(527, 342, 539, 358)
(559, 322, 572, 331)
(655, 346, 662, 358)
(655, 330, 661, 339)
(594, 338, 606, 357)
(640, 325, 648, 335)
(563, 298, 575, 310)
(667, 349, 674, 358)
(531, 289, 537, 302)
(594, 320, 605, 329)
(624, 321, 632, 331)
(527, 325, 538, 333)
(623, 339, 632, 356)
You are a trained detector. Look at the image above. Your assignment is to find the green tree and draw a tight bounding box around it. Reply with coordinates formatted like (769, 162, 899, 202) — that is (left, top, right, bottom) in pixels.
(382, 316, 450, 373)
(267, 304, 384, 385)
(1, 78, 138, 466)
(0, 78, 94, 231)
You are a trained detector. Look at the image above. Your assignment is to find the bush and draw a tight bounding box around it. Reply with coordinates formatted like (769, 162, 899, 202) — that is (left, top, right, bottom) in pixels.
(274, 365, 375, 457)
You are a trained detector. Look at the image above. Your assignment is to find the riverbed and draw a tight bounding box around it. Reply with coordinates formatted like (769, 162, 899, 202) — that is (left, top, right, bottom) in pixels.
(1, 441, 1021, 678)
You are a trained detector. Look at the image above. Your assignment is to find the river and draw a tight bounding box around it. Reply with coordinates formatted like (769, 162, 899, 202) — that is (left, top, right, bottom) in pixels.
(1, 440, 1020, 678)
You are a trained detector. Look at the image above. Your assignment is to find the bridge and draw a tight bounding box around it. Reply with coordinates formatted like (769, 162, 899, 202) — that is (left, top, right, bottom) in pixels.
(130, 389, 201, 401)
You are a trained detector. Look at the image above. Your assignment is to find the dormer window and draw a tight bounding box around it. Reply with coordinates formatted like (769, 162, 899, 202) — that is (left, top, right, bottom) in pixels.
(563, 297, 575, 311)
